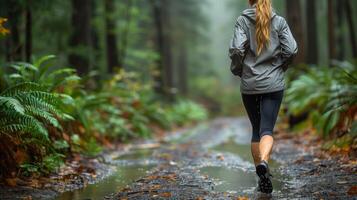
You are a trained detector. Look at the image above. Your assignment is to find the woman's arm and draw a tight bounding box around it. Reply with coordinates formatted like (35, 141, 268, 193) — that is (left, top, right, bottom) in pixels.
(229, 16, 249, 77)
(278, 17, 298, 71)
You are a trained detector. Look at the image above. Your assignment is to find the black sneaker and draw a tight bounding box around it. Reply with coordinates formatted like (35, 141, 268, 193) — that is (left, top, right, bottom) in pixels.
(256, 160, 273, 194)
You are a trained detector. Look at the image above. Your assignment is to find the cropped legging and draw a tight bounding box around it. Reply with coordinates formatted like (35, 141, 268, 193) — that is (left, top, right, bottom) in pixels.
(241, 90, 284, 142)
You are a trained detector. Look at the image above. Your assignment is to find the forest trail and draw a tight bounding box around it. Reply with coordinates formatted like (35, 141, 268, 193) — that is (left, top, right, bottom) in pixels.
(56, 118, 357, 200)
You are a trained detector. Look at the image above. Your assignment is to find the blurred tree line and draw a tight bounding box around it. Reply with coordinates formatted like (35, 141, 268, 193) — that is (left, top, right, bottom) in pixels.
(1, 0, 357, 115)
(229, 0, 357, 65)
(0, 0, 210, 100)
(286, 0, 357, 64)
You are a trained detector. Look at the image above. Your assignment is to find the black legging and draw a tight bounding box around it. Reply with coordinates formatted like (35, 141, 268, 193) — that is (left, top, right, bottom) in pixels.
(241, 90, 284, 142)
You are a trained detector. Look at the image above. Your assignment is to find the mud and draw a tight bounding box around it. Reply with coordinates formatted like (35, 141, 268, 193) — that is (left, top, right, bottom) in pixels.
(1, 118, 356, 200)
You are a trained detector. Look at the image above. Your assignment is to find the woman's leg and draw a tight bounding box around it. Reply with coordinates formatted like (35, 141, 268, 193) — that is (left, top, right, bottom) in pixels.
(259, 90, 284, 163)
(241, 93, 261, 166)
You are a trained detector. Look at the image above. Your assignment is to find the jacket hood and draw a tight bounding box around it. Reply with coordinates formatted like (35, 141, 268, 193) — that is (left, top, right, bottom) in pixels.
(242, 6, 277, 22)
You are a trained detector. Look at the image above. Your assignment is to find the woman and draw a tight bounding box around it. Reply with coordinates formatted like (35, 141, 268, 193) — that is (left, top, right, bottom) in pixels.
(228, 0, 298, 194)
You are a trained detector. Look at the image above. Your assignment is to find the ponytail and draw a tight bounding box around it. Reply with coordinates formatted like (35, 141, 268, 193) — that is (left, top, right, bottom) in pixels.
(254, 0, 272, 55)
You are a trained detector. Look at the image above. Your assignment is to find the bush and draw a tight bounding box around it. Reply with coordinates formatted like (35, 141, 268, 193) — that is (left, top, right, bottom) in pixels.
(0, 55, 209, 178)
(166, 99, 208, 125)
(285, 61, 357, 138)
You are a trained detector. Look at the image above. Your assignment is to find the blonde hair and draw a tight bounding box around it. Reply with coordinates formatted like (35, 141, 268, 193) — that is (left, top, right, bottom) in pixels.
(249, 0, 272, 55)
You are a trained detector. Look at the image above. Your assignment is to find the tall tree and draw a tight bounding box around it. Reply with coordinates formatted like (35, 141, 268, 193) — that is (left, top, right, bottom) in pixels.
(328, 0, 336, 63)
(169, 0, 206, 95)
(5, 0, 22, 61)
(104, 0, 120, 73)
(150, 0, 165, 94)
(68, 0, 92, 75)
(161, 0, 174, 99)
(25, 1, 32, 62)
(336, 0, 345, 60)
(119, 0, 133, 67)
(150, 0, 174, 99)
(345, 0, 357, 58)
(305, 0, 318, 64)
(286, 0, 304, 63)
(177, 44, 188, 95)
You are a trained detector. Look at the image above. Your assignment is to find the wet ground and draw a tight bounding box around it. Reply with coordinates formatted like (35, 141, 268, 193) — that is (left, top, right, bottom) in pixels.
(1, 117, 356, 199)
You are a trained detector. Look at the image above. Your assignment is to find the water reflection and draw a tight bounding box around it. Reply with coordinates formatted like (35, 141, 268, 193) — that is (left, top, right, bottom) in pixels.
(202, 138, 284, 194)
(56, 165, 154, 200)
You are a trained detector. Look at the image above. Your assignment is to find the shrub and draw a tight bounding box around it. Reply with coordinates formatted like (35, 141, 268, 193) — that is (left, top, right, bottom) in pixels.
(285, 61, 357, 138)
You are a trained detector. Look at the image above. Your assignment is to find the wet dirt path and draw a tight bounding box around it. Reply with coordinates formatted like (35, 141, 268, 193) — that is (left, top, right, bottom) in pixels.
(107, 117, 356, 200)
(58, 117, 287, 200)
(4, 117, 356, 199)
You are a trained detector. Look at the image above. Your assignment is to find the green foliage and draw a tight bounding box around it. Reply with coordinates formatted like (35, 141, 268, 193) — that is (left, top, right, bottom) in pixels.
(0, 82, 73, 141)
(20, 153, 65, 176)
(0, 56, 77, 176)
(190, 77, 244, 116)
(0, 56, 209, 178)
(78, 70, 205, 141)
(285, 62, 357, 138)
(4, 55, 81, 93)
(166, 99, 208, 125)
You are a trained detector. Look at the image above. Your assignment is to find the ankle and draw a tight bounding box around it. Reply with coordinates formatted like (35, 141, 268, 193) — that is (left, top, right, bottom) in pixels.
(260, 159, 269, 165)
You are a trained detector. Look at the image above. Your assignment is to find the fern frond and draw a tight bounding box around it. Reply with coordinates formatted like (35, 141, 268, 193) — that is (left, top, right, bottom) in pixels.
(10, 62, 38, 72)
(15, 92, 63, 118)
(25, 105, 62, 130)
(0, 115, 49, 140)
(0, 96, 25, 114)
(26, 91, 62, 106)
(1, 82, 45, 96)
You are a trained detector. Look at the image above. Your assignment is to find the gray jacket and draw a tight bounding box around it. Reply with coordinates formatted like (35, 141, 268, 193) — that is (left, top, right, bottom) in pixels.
(229, 6, 298, 94)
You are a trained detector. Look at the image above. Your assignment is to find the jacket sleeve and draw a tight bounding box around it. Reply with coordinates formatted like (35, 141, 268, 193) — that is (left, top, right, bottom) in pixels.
(229, 16, 249, 77)
(278, 17, 298, 71)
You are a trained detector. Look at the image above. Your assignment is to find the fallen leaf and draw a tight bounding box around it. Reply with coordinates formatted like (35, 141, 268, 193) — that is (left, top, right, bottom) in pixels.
(5, 178, 17, 187)
(21, 196, 32, 200)
(14, 149, 28, 165)
(29, 179, 41, 188)
(237, 196, 249, 200)
(160, 192, 171, 197)
(348, 186, 357, 196)
(150, 184, 161, 190)
(62, 133, 70, 141)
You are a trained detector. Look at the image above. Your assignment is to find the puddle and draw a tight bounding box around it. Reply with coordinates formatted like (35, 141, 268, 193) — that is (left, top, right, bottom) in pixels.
(200, 166, 283, 193)
(56, 147, 157, 200)
(201, 138, 287, 194)
(56, 165, 154, 200)
(114, 148, 155, 160)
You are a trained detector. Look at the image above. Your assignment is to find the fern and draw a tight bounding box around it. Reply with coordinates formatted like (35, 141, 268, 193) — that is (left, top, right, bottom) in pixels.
(286, 63, 357, 137)
(25, 106, 62, 130)
(0, 96, 25, 114)
(1, 82, 45, 96)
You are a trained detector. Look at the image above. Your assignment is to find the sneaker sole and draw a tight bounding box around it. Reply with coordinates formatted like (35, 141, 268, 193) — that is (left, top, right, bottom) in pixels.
(256, 164, 273, 194)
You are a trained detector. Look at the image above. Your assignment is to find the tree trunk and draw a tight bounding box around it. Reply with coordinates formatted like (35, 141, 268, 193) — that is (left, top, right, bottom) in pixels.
(6, 2, 22, 61)
(68, 0, 92, 75)
(150, 0, 174, 99)
(119, 0, 133, 67)
(345, 0, 357, 58)
(328, 0, 336, 63)
(336, 1, 345, 60)
(161, 0, 174, 100)
(104, 0, 120, 73)
(178, 44, 188, 95)
(25, 2, 32, 62)
(151, 0, 165, 94)
(286, 0, 304, 63)
(305, 0, 318, 64)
